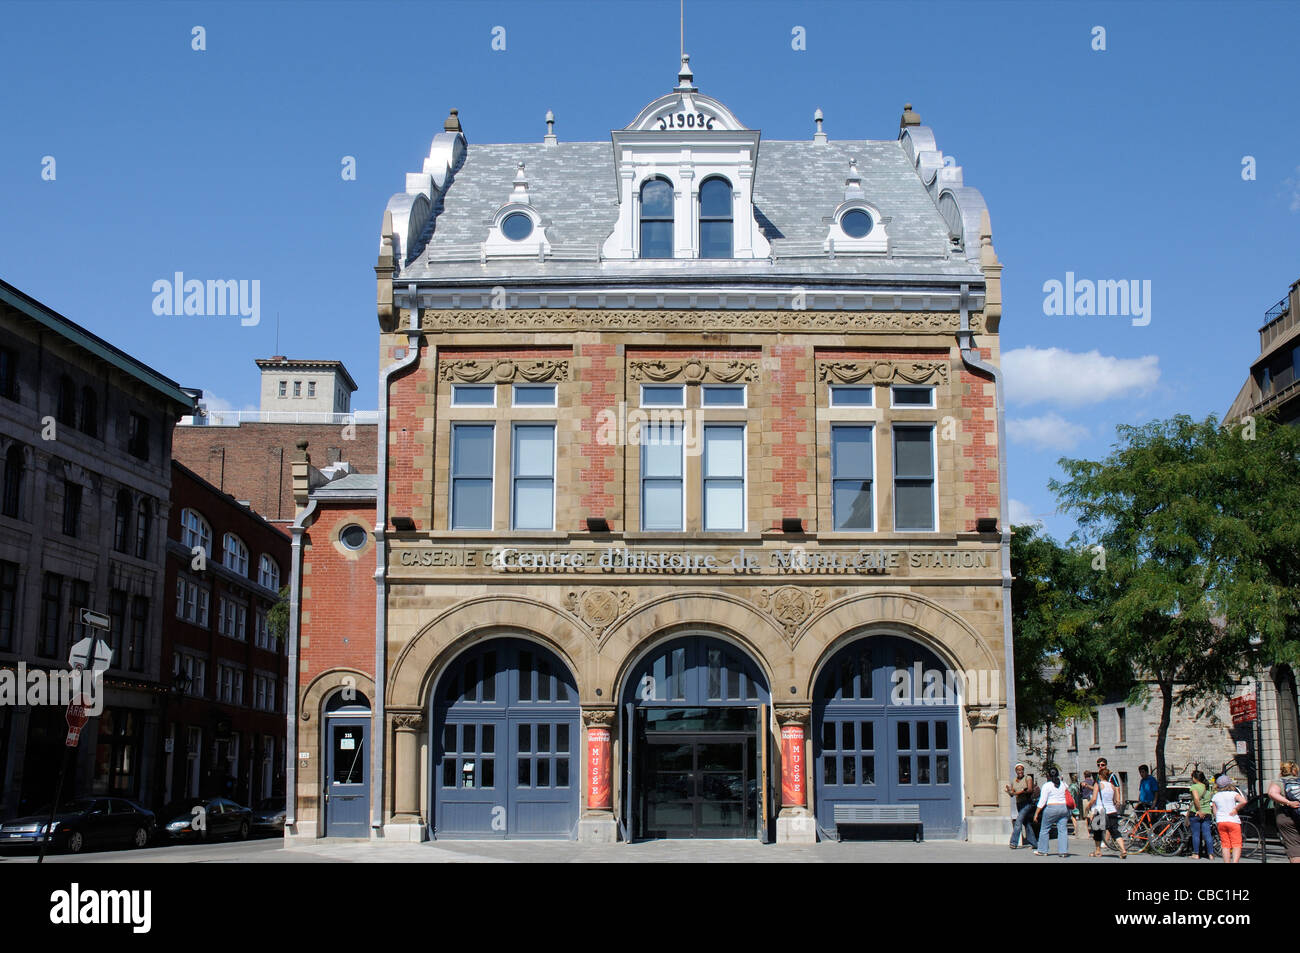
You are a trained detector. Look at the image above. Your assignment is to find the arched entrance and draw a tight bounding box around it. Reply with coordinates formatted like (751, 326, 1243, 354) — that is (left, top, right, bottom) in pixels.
(1275, 665, 1300, 768)
(813, 635, 962, 838)
(620, 634, 771, 840)
(430, 638, 580, 839)
(323, 690, 371, 838)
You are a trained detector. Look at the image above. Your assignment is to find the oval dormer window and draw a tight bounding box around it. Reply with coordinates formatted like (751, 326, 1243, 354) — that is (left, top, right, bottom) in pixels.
(840, 209, 873, 239)
(502, 213, 534, 241)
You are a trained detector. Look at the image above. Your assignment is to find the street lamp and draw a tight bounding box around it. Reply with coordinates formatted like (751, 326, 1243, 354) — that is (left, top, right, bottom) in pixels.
(1249, 633, 1265, 801)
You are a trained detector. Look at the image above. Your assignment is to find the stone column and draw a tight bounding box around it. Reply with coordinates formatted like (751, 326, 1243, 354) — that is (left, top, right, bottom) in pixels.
(386, 711, 426, 842)
(579, 708, 617, 843)
(965, 706, 1004, 843)
(775, 706, 816, 844)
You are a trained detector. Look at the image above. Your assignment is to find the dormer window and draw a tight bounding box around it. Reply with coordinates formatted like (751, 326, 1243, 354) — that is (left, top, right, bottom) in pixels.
(639, 177, 674, 258)
(698, 177, 733, 258)
(501, 212, 534, 242)
(839, 208, 874, 239)
(482, 163, 550, 258)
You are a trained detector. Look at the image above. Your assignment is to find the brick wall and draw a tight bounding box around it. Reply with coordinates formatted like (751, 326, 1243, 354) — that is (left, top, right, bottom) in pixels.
(299, 501, 377, 683)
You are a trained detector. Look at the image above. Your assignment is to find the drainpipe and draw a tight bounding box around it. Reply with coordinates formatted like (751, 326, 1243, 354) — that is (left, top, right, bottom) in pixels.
(955, 282, 1018, 784)
(373, 289, 423, 835)
(285, 496, 319, 835)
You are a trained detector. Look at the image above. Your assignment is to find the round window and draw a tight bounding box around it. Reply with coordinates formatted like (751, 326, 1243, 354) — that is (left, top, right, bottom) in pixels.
(501, 212, 534, 242)
(340, 524, 368, 550)
(840, 209, 873, 239)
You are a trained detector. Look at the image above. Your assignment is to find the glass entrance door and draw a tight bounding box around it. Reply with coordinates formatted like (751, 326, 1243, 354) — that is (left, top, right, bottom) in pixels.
(641, 735, 754, 838)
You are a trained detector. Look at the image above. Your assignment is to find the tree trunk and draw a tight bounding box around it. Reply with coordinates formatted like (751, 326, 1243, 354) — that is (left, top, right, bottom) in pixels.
(1155, 679, 1174, 808)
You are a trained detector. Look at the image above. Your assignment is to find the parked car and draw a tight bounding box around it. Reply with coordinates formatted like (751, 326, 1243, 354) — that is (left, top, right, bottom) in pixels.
(251, 797, 286, 836)
(0, 797, 155, 853)
(158, 797, 252, 842)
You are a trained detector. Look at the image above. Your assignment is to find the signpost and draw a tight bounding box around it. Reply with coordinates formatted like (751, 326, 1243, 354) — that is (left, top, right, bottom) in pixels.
(37, 611, 112, 864)
(1230, 693, 1257, 727)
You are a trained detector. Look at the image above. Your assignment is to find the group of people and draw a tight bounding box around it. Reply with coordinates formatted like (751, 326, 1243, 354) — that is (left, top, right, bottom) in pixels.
(1007, 757, 1300, 862)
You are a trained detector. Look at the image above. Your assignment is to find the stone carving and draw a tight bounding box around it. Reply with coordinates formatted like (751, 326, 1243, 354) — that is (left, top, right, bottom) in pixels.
(392, 712, 424, 731)
(416, 309, 974, 335)
(628, 358, 758, 384)
(438, 358, 569, 383)
(755, 586, 826, 645)
(818, 360, 950, 386)
(564, 588, 634, 633)
(775, 706, 812, 727)
(582, 708, 616, 728)
(966, 708, 1000, 730)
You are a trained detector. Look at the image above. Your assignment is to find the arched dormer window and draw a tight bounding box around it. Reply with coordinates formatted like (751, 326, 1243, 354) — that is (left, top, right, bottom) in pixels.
(79, 386, 99, 438)
(114, 489, 132, 552)
(639, 177, 674, 259)
(258, 554, 280, 591)
(180, 508, 212, 557)
(699, 177, 733, 258)
(223, 532, 249, 576)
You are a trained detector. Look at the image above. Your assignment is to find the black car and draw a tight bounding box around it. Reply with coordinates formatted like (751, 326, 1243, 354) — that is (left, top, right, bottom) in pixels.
(0, 797, 156, 853)
(250, 797, 286, 836)
(159, 797, 253, 842)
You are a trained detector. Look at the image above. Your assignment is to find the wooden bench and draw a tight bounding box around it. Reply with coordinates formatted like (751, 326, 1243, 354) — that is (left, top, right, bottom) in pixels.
(832, 804, 924, 842)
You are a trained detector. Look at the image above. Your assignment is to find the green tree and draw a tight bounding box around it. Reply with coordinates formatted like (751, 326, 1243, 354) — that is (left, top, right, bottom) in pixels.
(1050, 414, 1300, 797)
(267, 585, 290, 644)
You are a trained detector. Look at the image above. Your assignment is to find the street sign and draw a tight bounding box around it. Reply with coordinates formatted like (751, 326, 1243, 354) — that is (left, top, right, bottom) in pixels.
(78, 608, 111, 631)
(1230, 694, 1257, 726)
(65, 695, 89, 748)
(68, 636, 112, 673)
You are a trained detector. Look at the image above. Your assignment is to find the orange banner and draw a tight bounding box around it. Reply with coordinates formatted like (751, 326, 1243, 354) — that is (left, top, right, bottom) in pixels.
(781, 725, 805, 807)
(587, 727, 612, 810)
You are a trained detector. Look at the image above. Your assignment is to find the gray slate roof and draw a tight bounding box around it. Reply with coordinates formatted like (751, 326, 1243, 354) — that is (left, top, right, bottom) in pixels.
(404, 139, 981, 283)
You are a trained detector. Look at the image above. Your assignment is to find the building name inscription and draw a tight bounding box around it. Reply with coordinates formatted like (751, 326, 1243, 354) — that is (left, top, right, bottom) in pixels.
(396, 546, 990, 574)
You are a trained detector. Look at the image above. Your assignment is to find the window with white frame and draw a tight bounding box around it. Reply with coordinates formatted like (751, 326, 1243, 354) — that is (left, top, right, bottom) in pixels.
(180, 508, 212, 557)
(223, 533, 249, 576)
(512, 424, 555, 531)
(217, 663, 244, 705)
(512, 384, 556, 407)
(831, 425, 874, 531)
(450, 424, 494, 530)
(640, 384, 685, 407)
(698, 176, 733, 259)
(702, 425, 745, 531)
(254, 608, 271, 650)
(217, 597, 247, 641)
(258, 554, 280, 591)
(891, 385, 935, 408)
(254, 672, 276, 712)
(174, 651, 206, 697)
(892, 425, 936, 531)
(639, 177, 674, 259)
(175, 576, 210, 627)
(451, 384, 495, 407)
(829, 385, 873, 407)
(701, 385, 745, 408)
(641, 420, 684, 531)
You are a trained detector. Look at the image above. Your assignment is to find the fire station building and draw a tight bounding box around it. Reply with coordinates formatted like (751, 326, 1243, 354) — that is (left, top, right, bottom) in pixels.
(287, 59, 1014, 844)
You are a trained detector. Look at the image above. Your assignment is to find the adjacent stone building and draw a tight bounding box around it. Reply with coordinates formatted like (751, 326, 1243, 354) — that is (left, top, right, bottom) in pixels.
(289, 60, 1014, 844)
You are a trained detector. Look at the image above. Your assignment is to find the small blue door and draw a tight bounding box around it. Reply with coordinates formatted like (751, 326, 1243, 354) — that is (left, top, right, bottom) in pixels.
(814, 636, 961, 838)
(324, 697, 371, 837)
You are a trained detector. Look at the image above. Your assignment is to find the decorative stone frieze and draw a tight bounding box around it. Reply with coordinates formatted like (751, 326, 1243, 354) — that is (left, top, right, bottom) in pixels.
(627, 358, 758, 384)
(817, 360, 950, 387)
(416, 309, 977, 334)
(437, 358, 569, 383)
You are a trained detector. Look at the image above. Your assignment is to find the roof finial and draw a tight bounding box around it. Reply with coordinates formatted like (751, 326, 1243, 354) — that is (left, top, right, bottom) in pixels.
(844, 158, 863, 199)
(899, 102, 921, 130)
(444, 108, 462, 132)
(544, 109, 557, 146)
(813, 107, 827, 145)
(511, 162, 530, 203)
(676, 53, 697, 92)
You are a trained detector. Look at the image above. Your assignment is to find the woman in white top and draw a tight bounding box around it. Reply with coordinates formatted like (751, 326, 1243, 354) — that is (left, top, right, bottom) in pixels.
(1211, 776, 1247, 864)
(1086, 767, 1127, 858)
(1032, 767, 1070, 857)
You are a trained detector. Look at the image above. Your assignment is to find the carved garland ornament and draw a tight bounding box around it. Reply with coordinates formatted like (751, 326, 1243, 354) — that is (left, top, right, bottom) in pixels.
(415, 309, 978, 335)
(582, 708, 616, 729)
(563, 588, 634, 633)
(438, 358, 569, 383)
(755, 586, 826, 646)
(392, 712, 425, 731)
(628, 358, 758, 384)
(817, 360, 950, 387)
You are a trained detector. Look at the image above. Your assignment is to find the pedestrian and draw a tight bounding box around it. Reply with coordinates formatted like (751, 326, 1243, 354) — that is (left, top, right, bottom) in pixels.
(1137, 764, 1158, 808)
(1211, 775, 1247, 864)
(1006, 762, 1037, 850)
(1067, 773, 1081, 834)
(1187, 769, 1214, 860)
(1266, 760, 1300, 864)
(1033, 767, 1070, 857)
(1087, 766, 1127, 858)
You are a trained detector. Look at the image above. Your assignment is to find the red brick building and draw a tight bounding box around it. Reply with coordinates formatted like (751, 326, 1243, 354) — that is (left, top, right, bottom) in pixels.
(160, 461, 290, 809)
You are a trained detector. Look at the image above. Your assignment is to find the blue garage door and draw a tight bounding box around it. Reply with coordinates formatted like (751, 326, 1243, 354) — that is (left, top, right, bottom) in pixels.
(432, 640, 579, 839)
(814, 636, 961, 838)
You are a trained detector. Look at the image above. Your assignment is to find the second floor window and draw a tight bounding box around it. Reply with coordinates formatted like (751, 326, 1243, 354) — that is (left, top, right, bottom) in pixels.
(223, 533, 249, 576)
(127, 412, 150, 460)
(39, 572, 62, 657)
(831, 425, 874, 531)
(62, 481, 82, 537)
(135, 499, 151, 559)
(511, 424, 555, 531)
(218, 597, 247, 641)
(57, 376, 77, 427)
(175, 576, 210, 627)
(0, 347, 17, 401)
(893, 425, 936, 531)
(698, 177, 733, 258)
(451, 424, 493, 530)
(639, 177, 674, 259)
(702, 425, 745, 532)
(113, 490, 132, 552)
(129, 595, 148, 670)
(0, 560, 17, 652)
(1, 445, 21, 518)
(641, 420, 684, 531)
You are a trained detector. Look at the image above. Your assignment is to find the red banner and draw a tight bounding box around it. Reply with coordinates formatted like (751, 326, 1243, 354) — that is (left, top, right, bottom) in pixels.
(1230, 695, 1257, 726)
(781, 725, 805, 807)
(587, 727, 611, 810)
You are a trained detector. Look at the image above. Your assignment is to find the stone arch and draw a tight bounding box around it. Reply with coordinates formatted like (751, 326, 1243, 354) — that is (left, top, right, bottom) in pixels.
(796, 589, 1001, 702)
(388, 595, 590, 709)
(300, 668, 376, 725)
(599, 591, 788, 705)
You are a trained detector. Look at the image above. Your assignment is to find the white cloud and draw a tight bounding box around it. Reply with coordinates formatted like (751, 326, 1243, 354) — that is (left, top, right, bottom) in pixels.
(1007, 412, 1090, 451)
(1008, 498, 1039, 526)
(198, 392, 257, 413)
(1002, 347, 1160, 407)
(1285, 166, 1300, 213)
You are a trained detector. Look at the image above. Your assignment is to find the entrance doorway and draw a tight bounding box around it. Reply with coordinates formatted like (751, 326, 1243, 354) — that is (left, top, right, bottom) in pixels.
(323, 691, 370, 838)
(620, 636, 771, 841)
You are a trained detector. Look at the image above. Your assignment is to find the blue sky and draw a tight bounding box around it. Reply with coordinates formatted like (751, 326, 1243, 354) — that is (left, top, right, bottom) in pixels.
(3, 0, 1297, 541)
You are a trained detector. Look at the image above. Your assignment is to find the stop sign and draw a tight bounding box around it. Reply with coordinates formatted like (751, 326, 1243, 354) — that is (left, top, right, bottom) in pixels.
(66, 695, 90, 731)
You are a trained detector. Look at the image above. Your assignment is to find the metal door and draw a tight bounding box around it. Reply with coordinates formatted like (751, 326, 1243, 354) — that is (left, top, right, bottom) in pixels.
(324, 718, 369, 837)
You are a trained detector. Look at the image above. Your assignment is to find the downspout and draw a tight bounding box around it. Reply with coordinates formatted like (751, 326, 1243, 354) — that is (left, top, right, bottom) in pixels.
(285, 496, 318, 835)
(373, 289, 423, 834)
(955, 218, 1017, 786)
